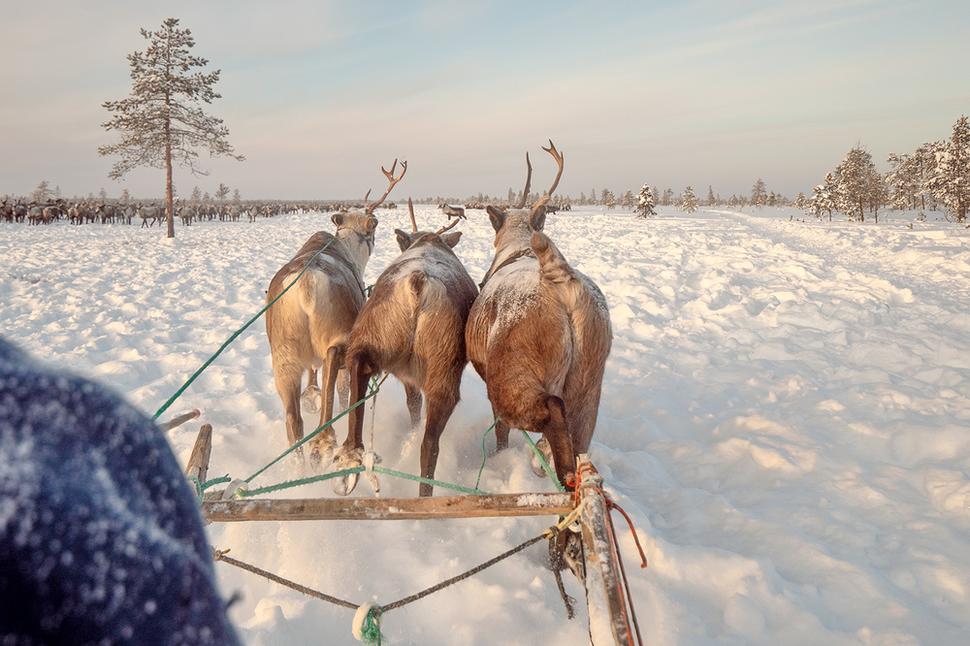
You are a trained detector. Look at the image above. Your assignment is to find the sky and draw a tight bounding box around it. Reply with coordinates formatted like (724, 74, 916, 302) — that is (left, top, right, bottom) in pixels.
(2, 0, 968, 200)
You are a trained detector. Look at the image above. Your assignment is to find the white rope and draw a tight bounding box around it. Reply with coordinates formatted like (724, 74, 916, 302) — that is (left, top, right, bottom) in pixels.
(352, 602, 376, 641)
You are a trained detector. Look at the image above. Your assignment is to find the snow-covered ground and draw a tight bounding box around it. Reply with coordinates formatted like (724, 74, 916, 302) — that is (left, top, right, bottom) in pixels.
(2, 205, 968, 645)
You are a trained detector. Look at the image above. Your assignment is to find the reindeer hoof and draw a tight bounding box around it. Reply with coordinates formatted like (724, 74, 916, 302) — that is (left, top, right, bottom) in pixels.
(308, 430, 337, 468)
(530, 437, 554, 478)
(301, 385, 322, 414)
(332, 446, 363, 496)
(363, 451, 382, 495)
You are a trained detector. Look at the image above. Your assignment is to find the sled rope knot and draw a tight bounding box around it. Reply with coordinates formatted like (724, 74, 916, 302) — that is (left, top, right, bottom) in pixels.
(353, 604, 383, 644)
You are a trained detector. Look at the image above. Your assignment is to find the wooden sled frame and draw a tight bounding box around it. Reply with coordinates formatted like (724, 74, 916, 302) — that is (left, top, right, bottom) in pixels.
(181, 421, 633, 645)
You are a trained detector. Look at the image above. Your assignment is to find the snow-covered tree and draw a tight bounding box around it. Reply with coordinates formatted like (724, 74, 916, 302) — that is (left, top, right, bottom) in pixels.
(681, 186, 698, 213)
(590, 189, 598, 205)
(602, 189, 616, 209)
(121, 188, 131, 203)
(886, 153, 920, 210)
(706, 185, 716, 206)
(99, 18, 243, 238)
(190, 186, 202, 203)
(661, 188, 674, 206)
(203, 191, 211, 202)
(794, 192, 807, 209)
(634, 184, 656, 218)
(31, 180, 52, 203)
(99, 188, 108, 200)
(232, 188, 241, 202)
(54, 185, 62, 198)
(620, 190, 634, 209)
(834, 146, 881, 222)
(215, 183, 230, 201)
(809, 173, 837, 220)
(927, 115, 970, 222)
(751, 178, 768, 207)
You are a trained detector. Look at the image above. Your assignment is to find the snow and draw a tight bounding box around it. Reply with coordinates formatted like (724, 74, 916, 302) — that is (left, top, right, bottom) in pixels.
(2, 205, 969, 644)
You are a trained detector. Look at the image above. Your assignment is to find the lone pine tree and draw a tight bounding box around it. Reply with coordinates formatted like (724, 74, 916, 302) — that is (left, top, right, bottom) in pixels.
(99, 18, 242, 238)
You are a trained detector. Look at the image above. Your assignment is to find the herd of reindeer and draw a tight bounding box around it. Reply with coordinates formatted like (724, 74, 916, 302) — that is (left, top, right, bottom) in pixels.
(0, 198, 340, 227)
(265, 141, 612, 500)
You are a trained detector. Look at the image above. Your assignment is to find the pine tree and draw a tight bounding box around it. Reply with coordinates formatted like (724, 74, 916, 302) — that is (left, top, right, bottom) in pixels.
(216, 183, 230, 201)
(32, 180, 52, 203)
(706, 185, 716, 206)
(886, 153, 920, 210)
(190, 185, 202, 203)
(99, 18, 243, 238)
(834, 146, 880, 222)
(121, 188, 131, 203)
(681, 186, 698, 213)
(794, 192, 807, 209)
(661, 188, 674, 206)
(634, 184, 656, 218)
(203, 191, 211, 202)
(602, 189, 616, 209)
(590, 189, 597, 205)
(99, 188, 108, 200)
(620, 190, 634, 209)
(927, 115, 970, 222)
(54, 185, 62, 198)
(232, 188, 241, 202)
(751, 179, 768, 207)
(914, 142, 940, 212)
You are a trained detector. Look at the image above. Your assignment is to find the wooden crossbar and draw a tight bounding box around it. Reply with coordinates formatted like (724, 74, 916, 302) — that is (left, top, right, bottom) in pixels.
(202, 493, 574, 522)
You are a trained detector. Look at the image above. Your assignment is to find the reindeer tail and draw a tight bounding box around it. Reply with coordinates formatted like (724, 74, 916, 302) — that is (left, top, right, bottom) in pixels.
(530, 231, 575, 284)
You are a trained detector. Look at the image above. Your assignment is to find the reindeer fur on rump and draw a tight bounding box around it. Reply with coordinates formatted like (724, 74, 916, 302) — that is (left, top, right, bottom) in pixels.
(339, 227, 477, 496)
(466, 142, 612, 488)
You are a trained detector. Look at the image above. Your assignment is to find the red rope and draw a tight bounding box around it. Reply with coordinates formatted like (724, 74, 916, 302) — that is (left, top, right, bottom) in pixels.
(606, 499, 648, 569)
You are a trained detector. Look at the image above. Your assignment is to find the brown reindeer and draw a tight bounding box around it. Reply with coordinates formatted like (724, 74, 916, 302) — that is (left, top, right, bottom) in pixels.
(336, 200, 477, 496)
(266, 160, 407, 463)
(466, 141, 612, 488)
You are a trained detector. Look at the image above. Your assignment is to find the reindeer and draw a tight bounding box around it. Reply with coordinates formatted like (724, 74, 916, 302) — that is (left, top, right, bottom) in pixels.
(336, 199, 477, 496)
(265, 160, 407, 463)
(440, 204, 466, 221)
(466, 141, 612, 488)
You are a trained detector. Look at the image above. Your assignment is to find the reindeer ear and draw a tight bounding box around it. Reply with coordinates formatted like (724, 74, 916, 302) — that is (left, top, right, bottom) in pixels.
(486, 205, 506, 233)
(366, 216, 378, 234)
(530, 207, 546, 231)
(331, 212, 344, 227)
(441, 231, 462, 248)
(394, 228, 413, 251)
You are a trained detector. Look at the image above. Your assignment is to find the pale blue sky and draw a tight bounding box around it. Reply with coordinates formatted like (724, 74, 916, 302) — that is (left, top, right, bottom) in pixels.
(1, 0, 968, 199)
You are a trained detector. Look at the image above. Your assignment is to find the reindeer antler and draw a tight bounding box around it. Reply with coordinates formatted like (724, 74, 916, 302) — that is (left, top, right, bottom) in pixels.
(435, 217, 461, 235)
(531, 140, 564, 213)
(365, 159, 408, 212)
(515, 151, 532, 209)
(407, 197, 418, 233)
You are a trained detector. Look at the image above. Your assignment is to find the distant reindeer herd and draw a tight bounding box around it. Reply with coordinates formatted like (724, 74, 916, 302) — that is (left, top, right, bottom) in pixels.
(0, 197, 392, 227)
(266, 141, 611, 497)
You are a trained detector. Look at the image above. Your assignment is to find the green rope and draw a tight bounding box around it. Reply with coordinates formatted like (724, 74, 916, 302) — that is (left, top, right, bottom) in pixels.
(187, 474, 232, 501)
(372, 466, 488, 496)
(152, 238, 336, 420)
(240, 467, 365, 497)
(243, 374, 389, 484)
(360, 607, 383, 645)
(473, 418, 500, 491)
(521, 430, 565, 492)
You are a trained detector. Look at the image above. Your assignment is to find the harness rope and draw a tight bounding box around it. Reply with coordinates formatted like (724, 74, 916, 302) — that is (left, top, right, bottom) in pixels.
(213, 506, 585, 644)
